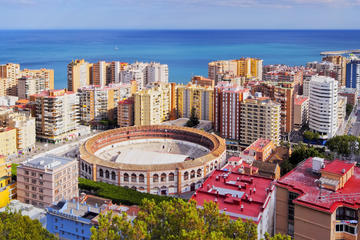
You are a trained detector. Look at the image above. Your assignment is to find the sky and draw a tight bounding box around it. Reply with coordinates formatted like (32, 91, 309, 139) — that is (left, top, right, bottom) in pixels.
(0, 0, 359, 29)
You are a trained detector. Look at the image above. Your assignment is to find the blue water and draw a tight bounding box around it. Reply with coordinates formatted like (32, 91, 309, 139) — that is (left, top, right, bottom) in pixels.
(0, 30, 359, 89)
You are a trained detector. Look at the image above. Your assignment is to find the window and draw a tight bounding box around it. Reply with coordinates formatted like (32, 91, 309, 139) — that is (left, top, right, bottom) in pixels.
(153, 174, 159, 183)
(161, 173, 166, 182)
(124, 173, 129, 182)
(105, 170, 110, 179)
(39, 188, 43, 193)
(99, 169, 104, 177)
(24, 177, 29, 182)
(32, 186, 36, 191)
(168, 173, 174, 181)
(197, 169, 202, 178)
(336, 224, 356, 235)
(25, 170, 29, 175)
(139, 174, 145, 183)
(131, 174, 137, 182)
(31, 172, 36, 177)
(39, 181, 43, 185)
(39, 195, 43, 200)
(336, 207, 358, 221)
(111, 171, 116, 180)
(25, 185, 29, 190)
(32, 179, 36, 184)
(39, 174, 43, 179)
(184, 172, 189, 180)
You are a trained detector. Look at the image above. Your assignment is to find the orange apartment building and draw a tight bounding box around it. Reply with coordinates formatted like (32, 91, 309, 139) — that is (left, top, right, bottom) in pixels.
(276, 157, 360, 240)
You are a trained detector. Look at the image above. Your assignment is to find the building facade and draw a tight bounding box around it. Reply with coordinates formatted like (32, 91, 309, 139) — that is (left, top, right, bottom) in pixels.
(117, 98, 134, 127)
(0, 108, 36, 152)
(67, 59, 91, 92)
(240, 97, 281, 146)
(309, 76, 338, 139)
(276, 157, 360, 240)
(346, 59, 360, 91)
(17, 155, 78, 208)
(0, 63, 20, 96)
(192, 170, 276, 240)
(293, 96, 309, 130)
(32, 89, 80, 143)
(214, 82, 250, 140)
(176, 83, 214, 121)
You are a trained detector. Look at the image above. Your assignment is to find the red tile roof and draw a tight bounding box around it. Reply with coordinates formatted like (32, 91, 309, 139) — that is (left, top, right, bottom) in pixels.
(276, 158, 360, 213)
(294, 96, 308, 105)
(191, 170, 275, 222)
(321, 159, 354, 176)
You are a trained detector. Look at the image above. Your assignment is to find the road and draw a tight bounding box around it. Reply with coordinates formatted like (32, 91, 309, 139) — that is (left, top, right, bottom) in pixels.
(9, 129, 103, 164)
(350, 111, 360, 136)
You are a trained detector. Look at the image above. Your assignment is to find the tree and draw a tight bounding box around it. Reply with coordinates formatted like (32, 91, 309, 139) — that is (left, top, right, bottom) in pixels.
(280, 143, 329, 175)
(346, 103, 353, 118)
(186, 107, 199, 128)
(0, 211, 55, 240)
(303, 131, 314, 141)
(326, 135, 360, 157)
(91, 198, 260, 240)
(303, 131, 320, 141)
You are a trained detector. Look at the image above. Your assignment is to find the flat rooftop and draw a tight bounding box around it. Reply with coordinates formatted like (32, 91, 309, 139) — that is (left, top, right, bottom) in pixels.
(276, 158, 360, 213)
(192, 170, 274, 222)
(21, 155, 75, 170)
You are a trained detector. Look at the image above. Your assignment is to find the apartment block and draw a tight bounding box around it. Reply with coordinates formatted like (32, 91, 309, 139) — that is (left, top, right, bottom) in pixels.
(0, 128, 17, 156)
(276, 157, 360, 239)
(120, 62, 168, 90)
(78, 83, 133, 126)
(240, 138, 276, 162)
(176, 83, 214, 121)
(338, 95, 347, 129)
(346, 59, 360, 91)
(263, 65, 303, 94)
(20, 68, 54, 90)
(17, 155, 78, 208)
(191, 75, 214, 88)
(293, 96, 309, 130)
(0, 156, 16, 207)
(32, 89, 80, 143)
(214, 81, 250, 140)
(322, 55, 348, 86)
(338, 87, 358, 106)
(134, 83, 176, 126)
(192, 170, 276, 240)
(240, 97, 281, 146)
(309, 76, 338, 139)
(117, 97, 134, 127)
(91, 61, 108, 87)
(67, 59, 91, 92)
(0, 63, 20, 96)
(251, 82, 295, 137)
(110, 61, 128, 84)
(208, 58, 263, 84)
(0, 108, 36, 152)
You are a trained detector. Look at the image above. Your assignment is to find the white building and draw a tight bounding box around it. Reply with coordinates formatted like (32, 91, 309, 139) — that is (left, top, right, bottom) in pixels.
(120, 62, 168, 90)
(309, 76, 338, 139)
(146, 62, 168, 85)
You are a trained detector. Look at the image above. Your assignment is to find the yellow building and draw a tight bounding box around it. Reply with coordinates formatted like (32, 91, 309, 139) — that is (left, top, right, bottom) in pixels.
(0, 63, 20, 96)
(240, 97, 281, 146)
(176, 83, 214, 122)
(21, 68, 54, 90)
(67, 59, 91, 92)
(134, 83, 176, 126)
(208, 58, 263, 83)
(0, 128, 17, 156)
(0, 156, 16, 208)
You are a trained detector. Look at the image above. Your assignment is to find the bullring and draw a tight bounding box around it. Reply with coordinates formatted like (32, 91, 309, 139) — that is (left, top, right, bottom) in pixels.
(79, 125, 226, 195)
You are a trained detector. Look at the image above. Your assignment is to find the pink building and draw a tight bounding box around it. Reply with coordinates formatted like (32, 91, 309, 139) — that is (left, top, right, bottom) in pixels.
(17, 155, 78, 208)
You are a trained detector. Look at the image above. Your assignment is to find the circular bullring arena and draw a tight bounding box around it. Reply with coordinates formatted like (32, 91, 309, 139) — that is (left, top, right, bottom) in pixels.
(79, 125, 226, 195)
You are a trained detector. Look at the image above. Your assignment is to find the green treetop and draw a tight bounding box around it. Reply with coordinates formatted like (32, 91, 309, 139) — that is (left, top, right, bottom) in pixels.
(0, 210, 55, 240)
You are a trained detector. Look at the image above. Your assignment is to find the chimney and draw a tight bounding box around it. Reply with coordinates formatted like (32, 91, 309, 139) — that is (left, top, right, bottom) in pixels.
(253, 188, 256, 194)
(241, 204, 244, 211)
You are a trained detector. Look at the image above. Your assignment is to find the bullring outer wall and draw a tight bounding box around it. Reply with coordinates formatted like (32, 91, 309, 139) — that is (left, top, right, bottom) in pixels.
(79, 125, 226, 195)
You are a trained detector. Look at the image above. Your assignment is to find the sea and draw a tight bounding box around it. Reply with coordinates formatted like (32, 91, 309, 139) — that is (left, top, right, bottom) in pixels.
(0, 30, 359, 89)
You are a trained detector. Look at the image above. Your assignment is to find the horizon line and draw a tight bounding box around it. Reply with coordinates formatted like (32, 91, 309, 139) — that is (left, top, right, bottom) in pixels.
(0, 28, 360, 31)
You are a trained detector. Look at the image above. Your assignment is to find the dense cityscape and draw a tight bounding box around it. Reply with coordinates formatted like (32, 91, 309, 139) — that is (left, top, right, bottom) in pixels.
(0, 50, 359, 240)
